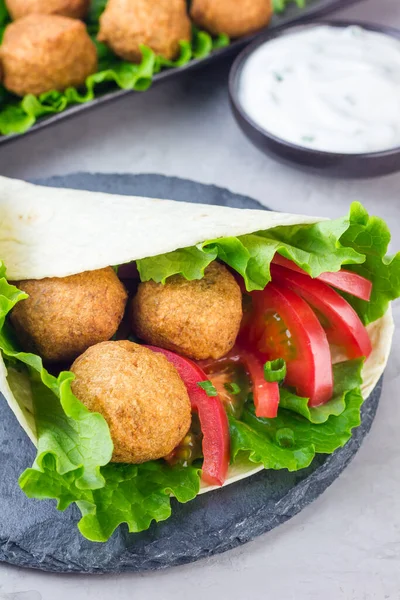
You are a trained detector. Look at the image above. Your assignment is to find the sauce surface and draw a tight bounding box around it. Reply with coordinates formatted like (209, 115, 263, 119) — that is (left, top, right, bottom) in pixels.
(239, 25, 400, 154)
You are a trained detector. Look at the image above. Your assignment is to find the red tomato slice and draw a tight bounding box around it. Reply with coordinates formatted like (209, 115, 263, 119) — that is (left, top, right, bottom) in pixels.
(272, 254, 372, 301)
(249, 282, 333, 407)
(146, 346, 230, 487)
(271, 265, 372, 360)
(236, 347, 279, 418)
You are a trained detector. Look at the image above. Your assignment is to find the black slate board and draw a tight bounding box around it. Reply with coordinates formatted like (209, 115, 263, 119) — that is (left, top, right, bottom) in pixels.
(0, 173, 383, 574)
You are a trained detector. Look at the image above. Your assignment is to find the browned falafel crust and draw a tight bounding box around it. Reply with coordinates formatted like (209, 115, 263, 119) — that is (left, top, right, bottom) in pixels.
(5, 0, 90, 20)
(98, 0, 191, 63)
(190, 0, 273, 38)
(0, 14, 97, 96)
(131, 262, 243, 361)
(10, 267, 127, 363)
(71, 341, 192, 463)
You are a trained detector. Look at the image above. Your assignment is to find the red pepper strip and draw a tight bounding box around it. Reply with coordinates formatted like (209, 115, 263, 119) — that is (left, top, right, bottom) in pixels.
(145, 346, 230, 487)
(237, 347, 280, 419)
(317, 270, 372, 301)
(272, 254, 372, 301)
(271, 265, 372, 360)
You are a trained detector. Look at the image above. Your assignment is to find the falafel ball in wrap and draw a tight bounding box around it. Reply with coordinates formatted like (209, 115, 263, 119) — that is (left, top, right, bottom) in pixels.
(0, 175, 398, 542)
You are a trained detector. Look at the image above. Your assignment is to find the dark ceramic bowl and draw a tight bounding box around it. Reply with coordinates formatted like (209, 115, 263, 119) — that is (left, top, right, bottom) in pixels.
(229, 20, 400, 179)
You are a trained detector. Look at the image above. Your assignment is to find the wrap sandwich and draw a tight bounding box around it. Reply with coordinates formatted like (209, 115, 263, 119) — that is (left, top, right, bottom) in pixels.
(0, 175, 398, 542)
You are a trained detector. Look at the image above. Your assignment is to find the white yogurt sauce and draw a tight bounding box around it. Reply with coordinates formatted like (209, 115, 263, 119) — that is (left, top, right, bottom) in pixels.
(239, 25, 400, 154)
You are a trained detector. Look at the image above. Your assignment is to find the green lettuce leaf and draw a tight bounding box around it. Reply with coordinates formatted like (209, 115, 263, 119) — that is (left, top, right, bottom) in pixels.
(338, 202, 400, 325)
(229, 358, 364, 470)
(280, 359, 364, 424)
(230, 386, 363, 471)
(88, 0, 108, 25)
(21, 459, 201, 543)
(0, 0, 7, 24)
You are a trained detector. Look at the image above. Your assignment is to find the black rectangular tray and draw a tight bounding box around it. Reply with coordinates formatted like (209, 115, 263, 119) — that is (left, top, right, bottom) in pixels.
(0, 0, 364, 147)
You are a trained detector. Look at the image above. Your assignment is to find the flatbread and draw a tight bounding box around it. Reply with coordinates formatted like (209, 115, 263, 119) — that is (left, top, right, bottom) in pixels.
(0, 175, 394, 492)
(0, 175, 322, 281)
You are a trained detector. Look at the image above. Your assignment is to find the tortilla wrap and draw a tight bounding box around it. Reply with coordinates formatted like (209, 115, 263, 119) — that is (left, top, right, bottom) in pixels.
(0, 175, 394, 494)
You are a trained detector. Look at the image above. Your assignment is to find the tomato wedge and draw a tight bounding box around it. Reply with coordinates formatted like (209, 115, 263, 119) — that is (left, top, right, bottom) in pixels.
(146, 346, 230, 487)
(272, 254, 372, 301)
(271, 265, 372, 360)
(249, 282, 333, 406)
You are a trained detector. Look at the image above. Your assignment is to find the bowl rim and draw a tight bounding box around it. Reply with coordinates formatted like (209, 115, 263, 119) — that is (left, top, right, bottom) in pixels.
(229, 19, 400, 160)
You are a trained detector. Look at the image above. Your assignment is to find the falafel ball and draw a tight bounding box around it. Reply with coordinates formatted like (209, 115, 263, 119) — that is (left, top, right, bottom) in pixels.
(71, 341, 192, 463)
(5, 0, 89, 20)
(98, 0, 191, 63)
(0, 15, 98, 97)
(132, 262, 243, 361)
(10, 268, 127, 363)
(190, 0, 273, 38)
